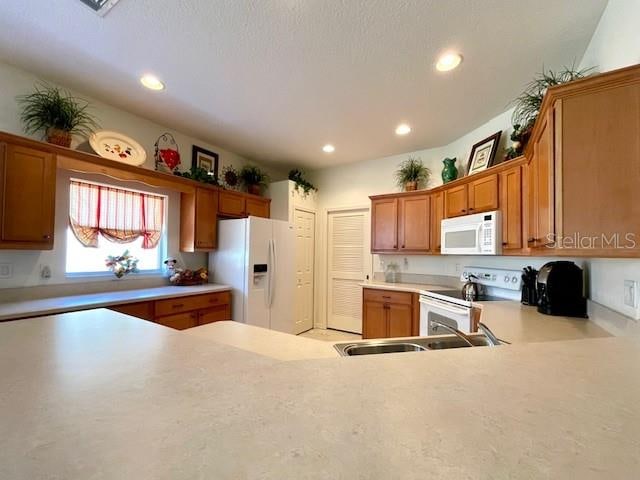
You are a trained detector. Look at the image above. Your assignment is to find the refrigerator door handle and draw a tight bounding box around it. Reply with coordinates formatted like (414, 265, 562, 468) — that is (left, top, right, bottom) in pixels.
(268, 239, 276, 308)
(265, 239, 272, 308)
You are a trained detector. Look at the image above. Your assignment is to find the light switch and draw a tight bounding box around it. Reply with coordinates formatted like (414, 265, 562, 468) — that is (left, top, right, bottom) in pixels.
(624, 280, 637, 308)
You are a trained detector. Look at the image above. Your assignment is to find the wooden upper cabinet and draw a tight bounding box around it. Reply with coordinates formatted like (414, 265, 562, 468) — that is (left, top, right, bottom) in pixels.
(499, 166, 523, 251)
(245, 197, 270, 218)
(444, 184, 468, 218)
(430, 191, 444, 253)
(0, 144, 56, 249)
(194, 188, 218, 249)
(180, 187, 218, 252)
(555, 80, 640, 255)
(218, 190, 246, 217)
(398, 194, 430, 252)
(468, 174, 498, 214)
(527, 108, 555, 250)
(371, 197, 398, 252)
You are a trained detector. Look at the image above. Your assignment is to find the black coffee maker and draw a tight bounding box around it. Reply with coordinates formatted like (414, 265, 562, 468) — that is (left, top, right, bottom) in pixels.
(537, 261, 588, 318)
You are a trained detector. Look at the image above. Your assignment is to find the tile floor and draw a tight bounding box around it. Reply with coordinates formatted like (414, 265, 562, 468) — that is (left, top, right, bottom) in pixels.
(299, 328, 362, 342)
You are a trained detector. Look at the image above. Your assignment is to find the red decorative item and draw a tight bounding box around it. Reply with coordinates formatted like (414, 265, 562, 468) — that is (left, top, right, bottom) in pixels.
(154, 133, 181, 173)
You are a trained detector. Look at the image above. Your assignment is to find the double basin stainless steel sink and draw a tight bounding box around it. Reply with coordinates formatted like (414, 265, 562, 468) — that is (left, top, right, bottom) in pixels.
(334, 334, 493, 356)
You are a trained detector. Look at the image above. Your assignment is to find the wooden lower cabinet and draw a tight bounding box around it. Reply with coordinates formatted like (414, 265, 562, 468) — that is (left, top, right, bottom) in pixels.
(108, 291, 232, 330)
(362, 288, 418, 339)
(157, 311, 199, 330)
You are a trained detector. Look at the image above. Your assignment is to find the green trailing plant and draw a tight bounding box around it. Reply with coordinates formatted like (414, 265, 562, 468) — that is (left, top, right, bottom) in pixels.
(395, 157, 430, 189)
(174, 166, 219, 185)
(510, 65, 595, 129)
(288, 168, 317, 195)
(17, 83, 99, 138)
(239, 165, 269, 189)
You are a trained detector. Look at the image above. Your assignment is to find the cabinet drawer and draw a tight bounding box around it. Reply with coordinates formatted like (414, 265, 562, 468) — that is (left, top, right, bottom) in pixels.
(198, 305, 232, 325)
(155, 311, 198, 330)
(363, 288, 413, 306)
(109, 301, 155, 321)
(154, 291, 231, 317)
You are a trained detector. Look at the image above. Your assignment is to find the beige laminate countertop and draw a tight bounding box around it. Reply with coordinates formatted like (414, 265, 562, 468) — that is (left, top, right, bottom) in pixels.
(184, 320, 340, 360)
(362, 280, 613, 343)
(360, 280, 449, 293)
(1, 308, 639, 479)
(0, 284, 231, 321)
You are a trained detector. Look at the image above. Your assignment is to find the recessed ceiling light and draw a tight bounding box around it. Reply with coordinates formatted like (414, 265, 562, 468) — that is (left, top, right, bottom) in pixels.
(395, 124, 411, 136)
(436, 52, 463, 72)
(140, 74, 165, 91)
(322, 144, 335, 153)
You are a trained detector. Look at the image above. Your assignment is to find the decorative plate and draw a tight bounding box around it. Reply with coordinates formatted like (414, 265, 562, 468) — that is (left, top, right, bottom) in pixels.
(89, 130, 147, 166)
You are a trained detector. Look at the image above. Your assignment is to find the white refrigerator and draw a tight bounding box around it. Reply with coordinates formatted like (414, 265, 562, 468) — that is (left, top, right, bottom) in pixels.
(209, 216, 295, 333)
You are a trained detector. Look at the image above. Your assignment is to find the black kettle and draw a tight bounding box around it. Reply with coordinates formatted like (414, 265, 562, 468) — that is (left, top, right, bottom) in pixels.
(461, 274, 484, 301)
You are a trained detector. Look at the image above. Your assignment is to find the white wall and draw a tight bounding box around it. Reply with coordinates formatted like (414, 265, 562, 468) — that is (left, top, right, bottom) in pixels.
(0, 60, 285, 289)
(311, 0, 640, 323)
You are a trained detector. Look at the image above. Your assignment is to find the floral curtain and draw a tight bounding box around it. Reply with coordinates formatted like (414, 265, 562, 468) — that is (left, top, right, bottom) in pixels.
(69, 180, 165, 249)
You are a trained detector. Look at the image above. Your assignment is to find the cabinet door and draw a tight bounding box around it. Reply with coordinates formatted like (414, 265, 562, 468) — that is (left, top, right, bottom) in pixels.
(444, 185, 468, 218)
(195, 188, 218, 250)
(155, 311, 198, 330)
(430, 191, 444, 253)
(218, 190, 246, 217)
(528, 110, 555, 249)
(1, 144, 55, 246)
(371, 197, 398, 252)
(557, 84, 640, 254)
(398, 194, 430, 252)
(387, 303, 413, 338)
(362, 300, 388, 339)
(245, 197, 270, 218)
(499, 167, 522, 250)
(198, 305, 231, 325)
(468, 174, 499, 214)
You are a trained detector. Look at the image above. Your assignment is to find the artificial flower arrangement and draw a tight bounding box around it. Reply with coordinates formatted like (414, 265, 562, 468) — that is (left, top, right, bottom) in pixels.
(105, 250, 139, 278)
(164, 257, 208, 286)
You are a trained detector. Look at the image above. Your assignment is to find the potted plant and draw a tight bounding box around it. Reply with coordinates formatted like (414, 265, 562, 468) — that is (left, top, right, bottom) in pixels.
(510, 65, 594, 150)
(239, 165, 269, 196)
(17, 83, 99, 148)
(395, 157, 430, 191)
(288, 168, 318, 196)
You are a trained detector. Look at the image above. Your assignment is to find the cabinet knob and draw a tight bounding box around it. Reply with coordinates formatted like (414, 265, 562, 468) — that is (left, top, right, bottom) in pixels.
(502, 242, 508, 246)
(469, 208, 474, 211)
(43, 234, 51, 240)
(527, 237, 537, 243)
(401, 244, 405, 248)
(461, 209, 467, 213)
(393, 244, 397, 249)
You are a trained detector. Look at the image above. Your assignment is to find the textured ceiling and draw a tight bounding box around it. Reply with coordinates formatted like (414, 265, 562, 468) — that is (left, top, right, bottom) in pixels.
(0, 0, 606, 169)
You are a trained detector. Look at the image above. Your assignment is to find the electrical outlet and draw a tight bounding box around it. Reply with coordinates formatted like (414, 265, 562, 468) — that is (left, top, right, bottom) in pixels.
(40, 265, 52, 279)
(0, 263, 13, 279)
(624, 280, 638, 308)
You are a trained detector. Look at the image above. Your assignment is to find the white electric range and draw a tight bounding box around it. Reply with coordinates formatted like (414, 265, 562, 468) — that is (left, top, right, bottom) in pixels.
(419, 267, 522, 335)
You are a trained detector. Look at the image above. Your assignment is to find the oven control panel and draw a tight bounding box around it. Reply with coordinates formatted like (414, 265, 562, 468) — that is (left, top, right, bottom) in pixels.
(460, 267, 522, 291)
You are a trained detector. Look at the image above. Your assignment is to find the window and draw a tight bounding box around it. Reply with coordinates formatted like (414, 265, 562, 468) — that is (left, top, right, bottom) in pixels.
(66, 179, 167, 275)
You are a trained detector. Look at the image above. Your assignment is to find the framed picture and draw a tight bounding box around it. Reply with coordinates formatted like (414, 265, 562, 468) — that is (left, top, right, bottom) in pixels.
(467, 131, 502, 175)
(192, 145, 219, 180)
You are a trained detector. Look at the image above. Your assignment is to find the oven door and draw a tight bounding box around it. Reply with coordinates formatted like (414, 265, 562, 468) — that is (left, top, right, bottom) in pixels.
(419, 295, 472, 335)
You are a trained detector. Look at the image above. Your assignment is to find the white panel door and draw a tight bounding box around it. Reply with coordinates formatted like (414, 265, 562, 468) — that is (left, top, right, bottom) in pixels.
(327, 208, 371, 334)
(293, 209, 315, 334)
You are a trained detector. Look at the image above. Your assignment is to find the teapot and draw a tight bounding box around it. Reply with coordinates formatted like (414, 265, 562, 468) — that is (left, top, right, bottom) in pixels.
(461, 274, 484, 301)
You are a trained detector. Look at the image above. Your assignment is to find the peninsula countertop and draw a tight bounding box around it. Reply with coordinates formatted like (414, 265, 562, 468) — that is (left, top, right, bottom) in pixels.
(0, 284, 231, 321)
(2, 309, 639, 479)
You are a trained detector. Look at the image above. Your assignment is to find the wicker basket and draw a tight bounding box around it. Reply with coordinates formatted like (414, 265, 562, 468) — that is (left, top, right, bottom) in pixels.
(170, 278, 206, 287)
(46, 128, 72, 148)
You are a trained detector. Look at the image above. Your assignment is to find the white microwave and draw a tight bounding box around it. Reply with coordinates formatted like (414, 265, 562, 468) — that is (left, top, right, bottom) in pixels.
(441, 210, 502, 255)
